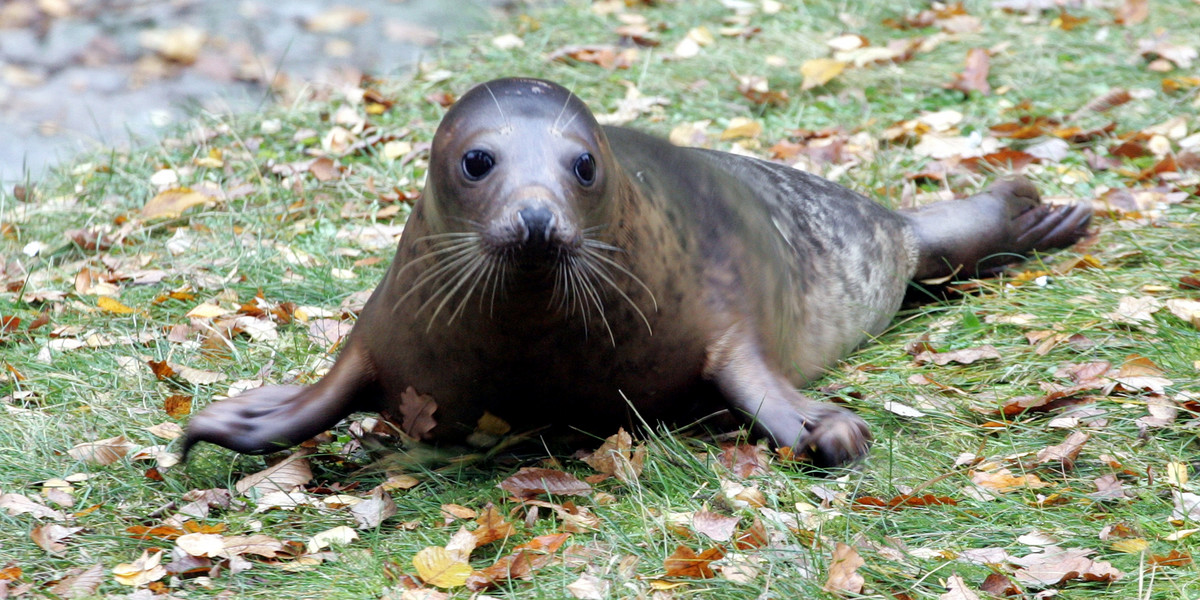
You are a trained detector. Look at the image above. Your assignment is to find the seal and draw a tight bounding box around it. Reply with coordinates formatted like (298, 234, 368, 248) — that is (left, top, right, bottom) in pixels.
(183, 78, 1091, 468)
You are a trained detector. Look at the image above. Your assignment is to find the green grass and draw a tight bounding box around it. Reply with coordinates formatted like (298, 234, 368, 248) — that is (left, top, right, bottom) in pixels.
(2, 0, 1199, 597)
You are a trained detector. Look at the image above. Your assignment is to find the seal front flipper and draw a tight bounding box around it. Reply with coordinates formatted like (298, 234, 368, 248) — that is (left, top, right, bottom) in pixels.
(905, 178, 1093, 280)
(182, 343, 378, 458)
(706, 329, 871, 468)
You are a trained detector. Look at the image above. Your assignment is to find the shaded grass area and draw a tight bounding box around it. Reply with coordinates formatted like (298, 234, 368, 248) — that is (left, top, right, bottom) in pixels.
(2, 0, 1199, 598)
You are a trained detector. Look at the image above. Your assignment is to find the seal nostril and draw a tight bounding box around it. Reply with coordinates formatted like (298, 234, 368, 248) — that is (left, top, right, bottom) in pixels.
(518, 207, 555, 245)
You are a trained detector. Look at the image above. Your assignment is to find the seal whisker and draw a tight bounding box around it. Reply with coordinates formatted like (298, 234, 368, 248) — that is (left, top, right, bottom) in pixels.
(580, 241, 660, 313)
(396, 243, 481, 316)
(482, 82, 510, 130)
(426, 252, 490, 329)
(571, 255, 615, 344)
(389, 239, 481, 314)
(446, 254, 493, 325)
(578, 251, 654, 337)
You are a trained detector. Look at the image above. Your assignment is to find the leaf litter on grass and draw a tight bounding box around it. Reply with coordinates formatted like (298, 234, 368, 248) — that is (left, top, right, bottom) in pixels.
(2, 0, 1199, 597)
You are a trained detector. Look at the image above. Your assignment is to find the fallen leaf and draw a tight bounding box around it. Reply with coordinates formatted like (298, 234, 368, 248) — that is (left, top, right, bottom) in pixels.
(68, 435, 134, 465)
(800, 58, 847, 90)
(112, 550, 167, 587)
(1149, 549, 1192, 567)
(823, 542, 865, 593)
(1114, 0, 1148, 25)
(971, 468, 1051, 492)
(979, 572, 1021, 596)
(471, 503, 517, 547)
(940, 573, 982, 600)
(1034, 431, 1089, 469)
(498, 467, 592, 499)
(97, 296, 136, 315)
(949, 48, 991, 95)
(31, 524, 82, 554)
(1166, 298, 1200, 328)
(398, 387, 438, 441)
(718, 442, 769, 478)
(464, 532, 569, 591)
(351, 487, 398, 529)
(308, 525, 358, 552)
(663, 545, 724, 579)
(0, 493, 67, 520)
(914, 345, 1002, 365)
(566, 573, 609, 599)
(235, 452, 313, 495)
(141, 187, 211, 219)
(1011, 546, 1122, 586)
(581, 428, 645, 483)
(49, 563, 104, 598)
(413, 547, 470, 589)
(692, 510, 740, 542)
(1103, 296, 1163, 327)
(1111, 538, 1148, 553)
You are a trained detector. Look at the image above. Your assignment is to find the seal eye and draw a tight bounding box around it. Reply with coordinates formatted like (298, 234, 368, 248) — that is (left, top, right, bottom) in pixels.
(461, 150, 494, 181)
(573, 153, 596, 186)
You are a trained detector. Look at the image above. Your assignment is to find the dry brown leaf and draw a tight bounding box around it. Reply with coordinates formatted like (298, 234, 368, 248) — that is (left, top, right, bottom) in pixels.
(465, 532, 569, 591)
(1011, 546, 1122, 585)
(581, 428, 645, 484)
(351, 487, 398, 529)
(566, 573, 609, 599)
(1149, 549, 1192, 567)
(163, 394, 192, 418)
(949, 48, 991, 95)
(1114, 0, 1148, 25)
(663, 545, 724, 579)
(823, 542, 865, 593)
(49, 563, 104, 598)
(719, 442, 769, 478)
(800, 58, 847, 90)
(1166, 298, 1200, 328)
(112, 550, 167, 587)
(398, 387, 438, 441)
(68, 435, 134, 465)
(971, 468, 1050, 492)
(692, 510, 740, 542)
(914, 345, 1001, 366)
(472, 503, 517, 547)
(31, 524, 82, 554)
(1033, 431, 1089, 469)
(940, 573, 982, 600)
(979, 572, 1021, 596)
(234, 453, 313, 495)
(141, 187, 212, 220)
(498, 467, 592, 499)
(441, 504, 476, 521)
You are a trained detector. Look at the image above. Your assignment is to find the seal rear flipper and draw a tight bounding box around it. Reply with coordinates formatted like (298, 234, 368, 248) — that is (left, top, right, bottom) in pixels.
(904, 177, 1093, 281)
(706, 332, 871, 469)
(182, 344, 378, 458)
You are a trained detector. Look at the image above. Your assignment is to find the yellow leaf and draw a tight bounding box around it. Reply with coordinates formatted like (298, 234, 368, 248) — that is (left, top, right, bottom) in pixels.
(413, 546, 471, 588)
(719, 117, 763, 141)
(185, 302, 231, 319)
(112, 550, 166, 587)
(1112, 538, 1149, 553)
(97, 296, 136, 314)
(141, 187, 210, 220)
(800, 58, 847, 90)
(1167, 462, 1189, 487)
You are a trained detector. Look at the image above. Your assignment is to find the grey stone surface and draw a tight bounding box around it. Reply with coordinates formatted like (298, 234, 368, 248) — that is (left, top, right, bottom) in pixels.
(0, 0, 510, 183)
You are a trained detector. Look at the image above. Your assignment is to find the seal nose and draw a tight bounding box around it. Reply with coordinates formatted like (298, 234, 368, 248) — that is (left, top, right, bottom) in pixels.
(518, 207, 556, 246)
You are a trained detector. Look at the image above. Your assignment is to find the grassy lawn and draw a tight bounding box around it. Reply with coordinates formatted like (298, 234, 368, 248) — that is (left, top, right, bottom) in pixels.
(2, 0, 1199, 598)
